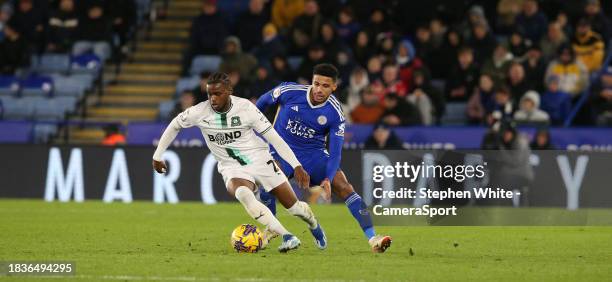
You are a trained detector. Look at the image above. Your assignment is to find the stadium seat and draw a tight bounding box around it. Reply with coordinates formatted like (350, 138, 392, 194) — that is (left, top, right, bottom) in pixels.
(32, 97, 73, 121)
(33, 123, 58, 143)
(51, 75, 87, 98)
(0, 76, 20, 96)
(20, 75, 53, 98)
(0, 97, 35, 120)
(72, 41, 111, 62)
(287, 56, 303, 71)
(69, 73, 96, 91)
(440, 102, 468, 125)
(189, 55, 221, 76)
(70, 53, 102, 76)
(175, 76, 200, 96)
(158, 100, 175, 120)
(34, 53, 71, 74)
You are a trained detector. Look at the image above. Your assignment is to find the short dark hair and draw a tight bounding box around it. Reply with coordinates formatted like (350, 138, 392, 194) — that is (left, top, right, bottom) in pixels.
(206, 72, 231, 86)
(313, 63, 339, 81)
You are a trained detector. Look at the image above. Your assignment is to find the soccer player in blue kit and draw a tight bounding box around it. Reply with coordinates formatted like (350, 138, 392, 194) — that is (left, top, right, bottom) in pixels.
(256, 64, 392, 253)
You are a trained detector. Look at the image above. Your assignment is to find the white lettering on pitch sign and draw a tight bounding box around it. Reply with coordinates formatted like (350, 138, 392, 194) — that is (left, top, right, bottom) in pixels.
(153, 151, 180, 204)
(44, 148, 85, 202)
(103, 149, 133, 203)
(557, 155, 589, 210)
(200, 153, 218, 205)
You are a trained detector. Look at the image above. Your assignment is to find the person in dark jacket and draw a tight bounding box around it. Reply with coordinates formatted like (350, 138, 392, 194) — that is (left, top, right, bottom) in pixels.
(182, 0, 228, 74)
(7, 0, 46, 53)
(380, 93, 422, 126)
(514, 0, 548, 43)
(234, 0, 268, 53)
(540, 75, 572, 125)
(0, 25, 30, 74)
(73, 1, 112, 60)
(530, 128, 556, 150)
(364, 123, 404, 149)
(289, 0, 322, 55)
(446, 47, 480, 102)
(46, 0, 79, 53)
(252, 23, 286, 65)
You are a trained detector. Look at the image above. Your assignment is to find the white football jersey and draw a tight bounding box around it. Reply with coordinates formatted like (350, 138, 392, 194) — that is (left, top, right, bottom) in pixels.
(176, 96, 274, 169)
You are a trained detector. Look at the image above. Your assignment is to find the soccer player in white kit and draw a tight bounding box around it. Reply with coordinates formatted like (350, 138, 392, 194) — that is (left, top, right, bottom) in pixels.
(152, 72, 327, 253)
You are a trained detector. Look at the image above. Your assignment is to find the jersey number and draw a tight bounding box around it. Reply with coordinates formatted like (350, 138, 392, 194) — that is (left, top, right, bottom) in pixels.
(266, 160, 280, 173)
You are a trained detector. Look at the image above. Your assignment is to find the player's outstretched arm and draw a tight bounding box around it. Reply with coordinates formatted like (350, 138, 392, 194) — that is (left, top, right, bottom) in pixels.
(152, 118, 182, 173)
(255, 82, 296, 111)
(261, 128, 310, 189)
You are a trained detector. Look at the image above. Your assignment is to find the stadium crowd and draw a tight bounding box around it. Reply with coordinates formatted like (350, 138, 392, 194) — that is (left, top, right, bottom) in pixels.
(177, 0, 612, 128)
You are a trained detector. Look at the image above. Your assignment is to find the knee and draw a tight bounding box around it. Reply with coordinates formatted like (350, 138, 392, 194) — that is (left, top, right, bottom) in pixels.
(333, 182, 355, 199)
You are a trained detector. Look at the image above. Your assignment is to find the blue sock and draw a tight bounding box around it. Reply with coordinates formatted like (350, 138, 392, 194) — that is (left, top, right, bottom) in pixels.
(344, 192, 376, 240)
(259, 188, 276, 215)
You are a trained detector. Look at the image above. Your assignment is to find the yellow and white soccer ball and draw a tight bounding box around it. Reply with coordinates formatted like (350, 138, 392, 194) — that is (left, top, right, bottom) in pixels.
(230, 224, 263, 253)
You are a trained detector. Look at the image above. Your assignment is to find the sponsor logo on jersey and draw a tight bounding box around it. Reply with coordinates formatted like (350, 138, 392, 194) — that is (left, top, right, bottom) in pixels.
(207, 131, 242, 145)
(231, 116, 241, 126)
(286, 118, 316, 139)
(317, 115, 327, 125)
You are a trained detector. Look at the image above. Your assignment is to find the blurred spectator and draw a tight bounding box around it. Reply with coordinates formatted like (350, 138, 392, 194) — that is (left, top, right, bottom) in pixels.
(583, 0, 611, 43)
(396, 40, 426, 91)
(429, 18, 447, 49)
(289, 0, 322, 55)
(249, 65, 278, 102)
(496, 0, 523, 34)
(343, 67, 369, 113)
(271, 0, 304, 31)
(0, 25, 29, 74)
(545, 45, 589, 97)
(101, 124, 126, 146)
(492, 85, 515, 120)
(74, 2, 112, 60)
(373, 63, 407, 99)
(335, 50, 355, 89)
(468, 20, 496, 65)
(380, 93, 421, 126)
(507, 62, 530, 103)
(414, 24, 434, 66)
(508, 28, 529, 58)
(513, 90, 550, 124)
(364, 7, 392, 40)
(336, 6, 360, 44)
(446, 47, 479, 102)
(219, 36, 258, 83)
(555, 11, 573, 39)
(375, 31, 396, 58)
(364, 123, 403, 149)
(352, 31, 372, 67)
(169, 91, 197, 119)
(514, 0, 548, 43)
(106, 0, 136, 57)
(530, 128, 556, 150)
(435, 28, 463, 79)
(540, 75, 572, 125)
(540, 22, 568, 61)
(269, 55, 295, 82)
(46, 0, 79, 53)
(350, 86, 384, 124)
(228, 69, 250, 99)
(7, 0, 46, 52)
(183, 0, 228, 74)
(572, 18, 604, 73)
(522, 45, 546, 92)
(235, 0, 268, 53)
(406, 83, 434, 125)
(467, 74, 496, 123)
(409, 69, 445, 124)
(481, 43, 513, 85)
(252, 23, 286, 64)
(192, 71, 211, 103)
(319, 21, 345, 61)
(590, 66, 612, 126)
(366, 55, 382, 82)
(461, 5, 488, 40)
(296, 44, 325, 83)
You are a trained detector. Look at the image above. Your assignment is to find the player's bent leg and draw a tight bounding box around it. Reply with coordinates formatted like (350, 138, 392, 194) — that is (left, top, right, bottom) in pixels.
(269, 182, 327, 250)
(227, 178, 294, 249)
(332, 171, 392, 253)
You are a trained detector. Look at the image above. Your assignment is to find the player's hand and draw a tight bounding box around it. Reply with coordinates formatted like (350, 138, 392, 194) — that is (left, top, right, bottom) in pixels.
(320, 178, 331, 201)
(293, 166, 310, 189)
(152, 159, 167, 174)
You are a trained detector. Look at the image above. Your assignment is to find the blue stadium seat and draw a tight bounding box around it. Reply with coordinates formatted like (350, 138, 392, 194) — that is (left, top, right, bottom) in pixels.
(70, 53, 102, 76)
(158, 100, 175, 120)
(33, 123, 58, 143)
(32, 98, 68, 121)
(69, 73, 96, 91)
(175, 76, 200, 96)
(440, 102, 468, 125)
(189, 55, 221, 76)
(20, 75, 54, 97)
(34, 53, 71, 74)
(55, 96, 78, 113)
(0, 97, 35, 120)
(287, 56, 303, 71)
(0, 76, 20, 96)
(51, 75, 87, 98)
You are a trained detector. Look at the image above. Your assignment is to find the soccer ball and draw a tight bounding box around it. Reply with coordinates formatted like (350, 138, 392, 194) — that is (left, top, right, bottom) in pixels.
(230, 224, 263, 253)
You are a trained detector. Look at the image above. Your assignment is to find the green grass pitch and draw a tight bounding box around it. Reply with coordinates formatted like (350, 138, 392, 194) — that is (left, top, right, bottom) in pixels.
(1, 200, 611, 281)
